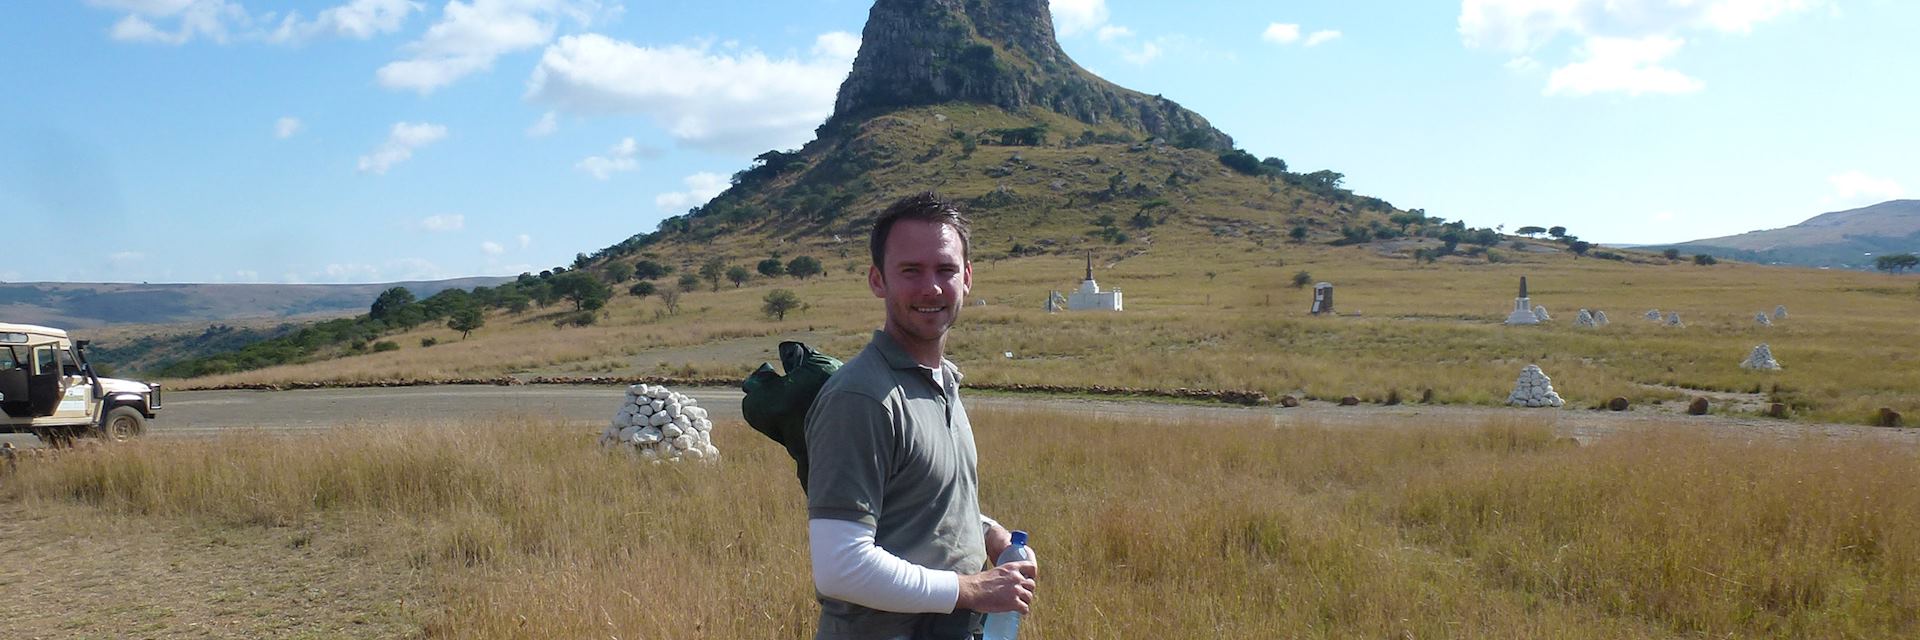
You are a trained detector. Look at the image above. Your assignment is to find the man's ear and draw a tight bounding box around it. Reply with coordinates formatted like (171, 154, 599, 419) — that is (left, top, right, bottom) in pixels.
(868, 264, 886, 298)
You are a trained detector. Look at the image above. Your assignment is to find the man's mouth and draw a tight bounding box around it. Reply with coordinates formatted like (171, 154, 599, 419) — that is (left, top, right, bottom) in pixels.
(913, 306, 945, 313)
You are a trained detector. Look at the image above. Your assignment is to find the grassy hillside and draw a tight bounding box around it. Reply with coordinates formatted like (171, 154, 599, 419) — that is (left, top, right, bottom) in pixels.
(0, 276, 511, 328)
(1650, 200, 1920, 269)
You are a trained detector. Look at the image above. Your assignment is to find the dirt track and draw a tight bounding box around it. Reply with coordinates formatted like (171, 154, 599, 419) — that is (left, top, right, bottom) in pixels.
(5, 384, 1908, 448)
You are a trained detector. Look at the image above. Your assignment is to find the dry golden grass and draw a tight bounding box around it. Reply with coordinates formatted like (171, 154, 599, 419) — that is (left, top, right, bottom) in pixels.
(6, 408, 1920, 638)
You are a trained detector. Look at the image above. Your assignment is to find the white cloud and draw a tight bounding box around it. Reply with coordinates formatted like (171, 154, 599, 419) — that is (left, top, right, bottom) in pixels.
(526, 110, 559, 137)
(576, 137, 656, 180)
(527, 31, 859, 153)
(481, 240, 506, 255)
(418, 213, 465, 231)
(357, 121, 448, 174)
(654, 172, 728, 211)
(1119, 40, 1162, 65)
(270, 0, 421, 43)
(1051, 0, 1109, 37)
(376, 0, 610, 95)
(1304, 30, 1342, 47)
(1545, 35, 1703, 96)
(275, 116, 302, 139)
(319, 258, 444, 283)
(1262, 23, 1300, 44)
(1827, 171, 1906, 204)
(1505, 55, 1541, 72)
(1096, 25, 1133, 42)
(1459, 0, 1818, 95)
(98, 0, 249, 44)
(517, 233, 531, 248)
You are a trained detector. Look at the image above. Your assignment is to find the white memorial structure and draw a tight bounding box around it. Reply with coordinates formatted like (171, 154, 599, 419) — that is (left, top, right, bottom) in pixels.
(1504, 276, 1541, 325)
(1067, 253, 1122, 311)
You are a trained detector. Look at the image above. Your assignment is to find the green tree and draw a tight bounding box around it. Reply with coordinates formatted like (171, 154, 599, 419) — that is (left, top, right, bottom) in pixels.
(726, 265, 752, 287)
(678, 273, 701, 293)
(757, 257, 785, 277)
(628, 281, 657, 297)
(1876, 253, 1920, 274)
(369, 287, 415, 321)
(786, 256, 824, 279)
(1291, 270, 1312, 288)
(631, 259, 669, 280)
(1694, 254, 1718, 266)
(1288, 225, 1309, 243)
(1388, 212, 1424, 233)
(1663, 248, 1682, 260)
(1547, 226, 1567, 239)
(551, 271, 611, 311)
(447, 306, 485, 339)
(604, 261, 634, 284)
(700, 257, 727, 291)
(762, 289, 803, 320)
(1568, 240, 1593, 258)
(1515, 225, 1546, 237)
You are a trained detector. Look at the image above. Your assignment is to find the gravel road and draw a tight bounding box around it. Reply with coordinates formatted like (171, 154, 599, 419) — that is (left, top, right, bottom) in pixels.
(6, 384, 1913, 447)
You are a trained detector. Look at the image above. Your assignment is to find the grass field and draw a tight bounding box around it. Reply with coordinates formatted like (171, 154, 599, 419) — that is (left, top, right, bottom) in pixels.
(6, 409, 1919, 638)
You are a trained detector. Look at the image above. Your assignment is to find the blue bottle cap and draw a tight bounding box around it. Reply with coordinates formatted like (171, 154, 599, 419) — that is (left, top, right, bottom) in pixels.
(1009, 530, 1028, 546)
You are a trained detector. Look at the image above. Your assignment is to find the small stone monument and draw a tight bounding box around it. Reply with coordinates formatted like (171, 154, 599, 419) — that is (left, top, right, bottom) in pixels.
(1593, 310, 1609, 326)
(1506, 364, 1565, 408)
(1533, 305, 1552, 321)
(1311, 282, 1335, 315)
(1067, 252, 1122, 311)
(1504, 277, 1541, 325)
(1575, 309, 1596, 327)
(1665, 311, 1684, 327)
(1754, 313, 1772, 327)
(1645, 309, 1662, 321)
(1740, 343, 1781, 370)
(599, 385, 718, 461)
(1774, 305, 1788, 320)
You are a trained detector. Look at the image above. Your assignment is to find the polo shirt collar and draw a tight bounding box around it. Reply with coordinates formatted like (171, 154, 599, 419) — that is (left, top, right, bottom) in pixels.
(869, 330, 963, 382)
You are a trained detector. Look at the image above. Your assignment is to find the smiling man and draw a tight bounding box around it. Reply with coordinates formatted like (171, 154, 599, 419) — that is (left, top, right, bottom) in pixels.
(803, 192, 1037, 639)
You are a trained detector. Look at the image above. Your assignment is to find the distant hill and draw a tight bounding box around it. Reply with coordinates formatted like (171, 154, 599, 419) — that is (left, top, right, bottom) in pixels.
(0, 277, 513, 328)
(1648, 200, 1920, 269)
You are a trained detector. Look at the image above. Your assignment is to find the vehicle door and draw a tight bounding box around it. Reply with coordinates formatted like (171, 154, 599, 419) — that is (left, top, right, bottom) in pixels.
(0, 344, 29, 418)
(26, 343, 63, 417)
(53, 344, 94, 421)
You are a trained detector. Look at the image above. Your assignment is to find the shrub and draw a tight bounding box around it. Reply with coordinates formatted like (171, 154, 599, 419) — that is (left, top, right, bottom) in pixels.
(1291, 271, 1313, 288)
(763, 289, 804, 321)
(419, 337, 438, 348)
(372, 341, 399, 353)
(1694, 254, 1718, 266)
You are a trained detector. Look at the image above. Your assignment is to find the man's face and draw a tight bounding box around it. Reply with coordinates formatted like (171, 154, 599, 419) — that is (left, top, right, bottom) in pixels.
(869, 219, 971, 355)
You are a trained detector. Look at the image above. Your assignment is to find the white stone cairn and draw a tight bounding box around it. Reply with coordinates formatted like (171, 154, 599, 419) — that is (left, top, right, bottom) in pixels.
(1741, 343, 1782, 370)
(1645, 309, 1662, 321)
(1774, 305, 1788, 320)
(1665, 311, 1684, 327)
(599, 384, 719, 462)
(1575, 309, 1596, 327)
(1533, 305, 1552, 322)
(1755, 313, 1772, 327)
(1506, 364, 1565, 408)
(1593, 310, 1609, 326)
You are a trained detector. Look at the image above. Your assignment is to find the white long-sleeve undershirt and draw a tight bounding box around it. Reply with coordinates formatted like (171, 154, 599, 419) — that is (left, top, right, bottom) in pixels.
(808, 518, 960, 613)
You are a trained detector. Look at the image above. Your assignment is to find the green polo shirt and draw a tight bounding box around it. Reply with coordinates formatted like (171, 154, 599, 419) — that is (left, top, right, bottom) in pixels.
(805, 330, 986, 638)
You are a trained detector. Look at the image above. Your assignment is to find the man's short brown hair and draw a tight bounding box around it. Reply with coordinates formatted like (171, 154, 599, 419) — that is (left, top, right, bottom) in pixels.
(870, 192, 971, 267)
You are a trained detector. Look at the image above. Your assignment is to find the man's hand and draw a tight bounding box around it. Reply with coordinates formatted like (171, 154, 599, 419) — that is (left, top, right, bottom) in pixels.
(955, 561, 1037, 614)
(983, 521, 1013, 563)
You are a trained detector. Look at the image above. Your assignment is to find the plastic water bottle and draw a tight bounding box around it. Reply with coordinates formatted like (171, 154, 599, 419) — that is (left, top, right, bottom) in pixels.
(981, 530, 1036, 640)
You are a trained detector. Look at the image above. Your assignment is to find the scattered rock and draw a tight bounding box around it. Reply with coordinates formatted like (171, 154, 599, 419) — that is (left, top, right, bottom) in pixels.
(1688, 397, 1710, 415)
(1593, 310, 1609, 326)
(1339, 396, 1361, 406)
(1279, 395, 1300, 408)
(1532, 305, 1552, 322)
(1766, 403, 1788, 418)
(1645, 309, 1662, 321)
(1607, 397, 1629, 411)
(1879, 408, 1903, 428)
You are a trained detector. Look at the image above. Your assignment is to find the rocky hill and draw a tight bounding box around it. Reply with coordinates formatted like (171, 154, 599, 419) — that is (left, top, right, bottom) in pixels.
(1650, 200, 1920, 269)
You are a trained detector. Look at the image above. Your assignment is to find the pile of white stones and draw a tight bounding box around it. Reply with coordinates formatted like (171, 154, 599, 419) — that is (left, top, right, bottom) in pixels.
(1507, 364, 1565, 408)
(1665, 311, 1684, 327)
(1575, 309, 1611, 328)
(599, 384, 719, 462)
(1741, 344, 1782, 370)
(1645, 309, 1662, 321)
(1774, 305, 1788, 320)
(1755, 313, 1773, 327)
(1533, 305, 1552, 321)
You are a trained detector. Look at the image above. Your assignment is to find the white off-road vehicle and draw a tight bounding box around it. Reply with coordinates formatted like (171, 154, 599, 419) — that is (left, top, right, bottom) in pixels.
(0, 323, 162, 446)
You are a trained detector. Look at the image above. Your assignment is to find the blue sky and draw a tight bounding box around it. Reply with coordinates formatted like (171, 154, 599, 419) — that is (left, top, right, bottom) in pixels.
(2, 0, 1913, 284)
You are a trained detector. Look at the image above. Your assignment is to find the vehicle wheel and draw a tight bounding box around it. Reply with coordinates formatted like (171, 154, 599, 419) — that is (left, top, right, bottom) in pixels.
(99, 406, 146, 441)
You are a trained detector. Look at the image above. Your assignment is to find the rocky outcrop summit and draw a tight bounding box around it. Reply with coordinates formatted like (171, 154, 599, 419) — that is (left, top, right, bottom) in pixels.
(827, 0, 1231, 148)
